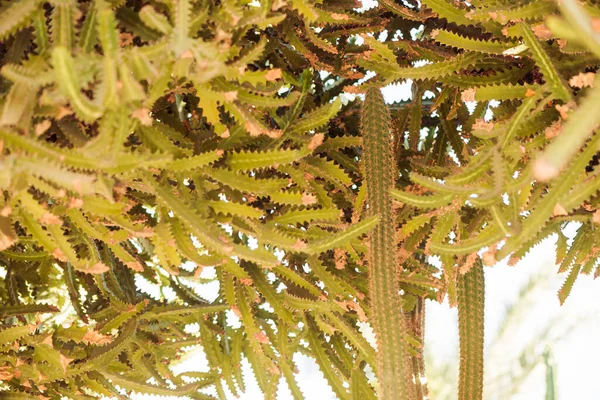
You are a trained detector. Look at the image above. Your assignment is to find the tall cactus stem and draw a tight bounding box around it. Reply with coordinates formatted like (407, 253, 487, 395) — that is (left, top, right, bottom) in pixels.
(361, 86, 416, 400)
(457, 261, 485, 400)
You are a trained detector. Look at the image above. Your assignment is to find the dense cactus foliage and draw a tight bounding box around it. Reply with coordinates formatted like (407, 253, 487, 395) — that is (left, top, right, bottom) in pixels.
(1, 0, 600, 398)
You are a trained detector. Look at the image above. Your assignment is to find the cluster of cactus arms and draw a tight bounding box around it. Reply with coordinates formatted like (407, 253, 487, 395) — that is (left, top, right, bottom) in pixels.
(1, 0, 600, 398)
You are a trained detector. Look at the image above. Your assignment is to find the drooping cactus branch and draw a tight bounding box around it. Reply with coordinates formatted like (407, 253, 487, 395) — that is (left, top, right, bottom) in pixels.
(361, 86, 416, 400)
(457, 262, 485, 400)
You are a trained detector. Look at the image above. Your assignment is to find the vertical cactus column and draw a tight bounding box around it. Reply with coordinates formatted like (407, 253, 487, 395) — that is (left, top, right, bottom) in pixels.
(361, 86, 416, 400)
(457, 262, 485, 400)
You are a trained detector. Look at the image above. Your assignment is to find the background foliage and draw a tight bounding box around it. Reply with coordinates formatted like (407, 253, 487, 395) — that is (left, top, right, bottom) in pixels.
(1, 0, 600, 398)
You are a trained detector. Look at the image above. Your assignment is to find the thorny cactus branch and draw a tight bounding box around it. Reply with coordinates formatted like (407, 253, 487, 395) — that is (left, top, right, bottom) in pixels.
(361, 86, 416, 400)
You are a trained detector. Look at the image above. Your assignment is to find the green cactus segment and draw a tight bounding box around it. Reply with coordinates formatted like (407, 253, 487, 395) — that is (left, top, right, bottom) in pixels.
(361, 86, 416, 400)
(457, 262, 485, 400)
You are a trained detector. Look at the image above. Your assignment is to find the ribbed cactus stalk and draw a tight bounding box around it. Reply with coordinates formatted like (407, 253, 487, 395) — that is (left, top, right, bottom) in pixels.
(457, 262, 485, 400)
(410, 298, 428, 399)
(361, 86, 416, 400)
